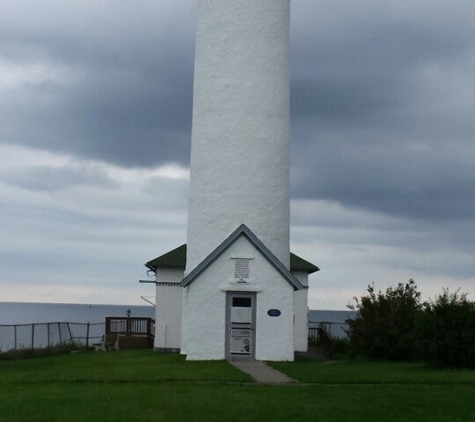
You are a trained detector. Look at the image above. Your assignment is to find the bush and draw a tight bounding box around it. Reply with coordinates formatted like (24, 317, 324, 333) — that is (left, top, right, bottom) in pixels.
(332, 337, 351, 356)
(347, 280, 421, 360)
(415, 289, 475, 368)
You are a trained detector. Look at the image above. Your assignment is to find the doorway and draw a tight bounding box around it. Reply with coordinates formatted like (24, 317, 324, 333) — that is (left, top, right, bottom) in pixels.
(225, 292, 256, 359)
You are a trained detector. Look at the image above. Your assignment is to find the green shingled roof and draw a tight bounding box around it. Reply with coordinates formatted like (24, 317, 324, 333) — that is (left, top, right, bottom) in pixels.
(289, 252, 320, 274)
(146, 243, 319, 274)
(146, 244, 187, 270)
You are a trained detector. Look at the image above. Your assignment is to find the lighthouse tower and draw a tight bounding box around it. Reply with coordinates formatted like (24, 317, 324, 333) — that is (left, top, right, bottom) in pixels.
(146, 0, 319, 362)
(181, 0, 296, 360)
(186, 0, 291, 271)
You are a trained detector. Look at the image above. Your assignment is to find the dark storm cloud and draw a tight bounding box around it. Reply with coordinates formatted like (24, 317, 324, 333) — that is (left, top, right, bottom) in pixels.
(291, 0, 475, 128)
(0, 0, 195, 167)
(291, 129, 475, 221)
(2, 0, 475, 222)
(289, 0, 475, 221)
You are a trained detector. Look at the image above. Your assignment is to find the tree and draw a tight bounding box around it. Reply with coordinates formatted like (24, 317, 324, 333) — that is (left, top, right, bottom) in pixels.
(347, 279, 421, 360)
(415, 289, 475, 368)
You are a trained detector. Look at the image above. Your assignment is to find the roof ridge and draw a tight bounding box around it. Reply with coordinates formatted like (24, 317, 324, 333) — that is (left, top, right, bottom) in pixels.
(146, 239, 319, 275)
(180, 224, 304, 291)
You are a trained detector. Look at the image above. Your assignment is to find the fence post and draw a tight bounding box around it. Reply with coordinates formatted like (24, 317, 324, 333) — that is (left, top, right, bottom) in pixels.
(47, 323, 50, 348)
(14, 325, 17, 351)
(66, 323, 73, 344)
(31, 324, 35, 350)
(86, 322, 90, 348)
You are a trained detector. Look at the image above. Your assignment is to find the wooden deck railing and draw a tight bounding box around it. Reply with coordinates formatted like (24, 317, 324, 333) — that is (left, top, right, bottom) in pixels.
(105, 317, 155, 349)
(308, 323, 334, 359)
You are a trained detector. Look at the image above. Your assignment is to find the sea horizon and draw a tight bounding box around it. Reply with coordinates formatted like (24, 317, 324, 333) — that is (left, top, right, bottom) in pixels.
(0, 301, 156, 326)
(1, 301, 355, 325)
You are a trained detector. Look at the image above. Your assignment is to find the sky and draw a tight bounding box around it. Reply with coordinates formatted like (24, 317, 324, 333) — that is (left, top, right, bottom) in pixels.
(1, 0, 475, 310)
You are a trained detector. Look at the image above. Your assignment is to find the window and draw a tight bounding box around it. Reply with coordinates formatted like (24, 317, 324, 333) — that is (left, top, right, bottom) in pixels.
(233, 297, 251, 307)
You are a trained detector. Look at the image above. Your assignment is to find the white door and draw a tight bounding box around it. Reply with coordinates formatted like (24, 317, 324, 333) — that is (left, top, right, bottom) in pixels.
(226, 293, 256, 359)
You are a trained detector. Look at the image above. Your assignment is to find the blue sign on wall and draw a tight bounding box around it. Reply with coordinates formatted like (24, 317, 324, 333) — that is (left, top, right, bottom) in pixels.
(267, 309, 281, 317)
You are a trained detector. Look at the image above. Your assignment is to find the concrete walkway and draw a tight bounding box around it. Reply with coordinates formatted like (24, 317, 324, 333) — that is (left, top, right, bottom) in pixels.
(229, 360, 296, 384)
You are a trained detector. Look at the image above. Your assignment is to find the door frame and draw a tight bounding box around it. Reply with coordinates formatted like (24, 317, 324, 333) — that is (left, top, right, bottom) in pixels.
(225, 291, 256, 360)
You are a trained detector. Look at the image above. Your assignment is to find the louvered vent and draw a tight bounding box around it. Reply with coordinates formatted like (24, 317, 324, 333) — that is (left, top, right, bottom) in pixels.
(234, 258, 250, 279)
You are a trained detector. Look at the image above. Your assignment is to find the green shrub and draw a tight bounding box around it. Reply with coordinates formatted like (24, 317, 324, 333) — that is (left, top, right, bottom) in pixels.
(347, 280, 422, 360)
(415, 289, 475, 368)
(332, 337, 351, 356)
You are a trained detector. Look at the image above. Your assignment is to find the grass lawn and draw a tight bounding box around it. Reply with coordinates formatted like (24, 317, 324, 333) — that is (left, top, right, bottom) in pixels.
(269, 358, 475, 385)
(1, 350, 475, 422)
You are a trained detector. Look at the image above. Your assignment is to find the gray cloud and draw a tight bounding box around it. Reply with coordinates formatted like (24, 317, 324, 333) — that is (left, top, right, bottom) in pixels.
(288, 0, 475, 223)
(2, 164, 117, 191)
(291, 130, 475, 221)
(0, 0, 195, 166)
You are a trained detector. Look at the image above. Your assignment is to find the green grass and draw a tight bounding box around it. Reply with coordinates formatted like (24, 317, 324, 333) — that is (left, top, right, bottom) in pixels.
(0, 349, 250, 383)
(269, 357, 475, 385)
(1, 351, 475, 421)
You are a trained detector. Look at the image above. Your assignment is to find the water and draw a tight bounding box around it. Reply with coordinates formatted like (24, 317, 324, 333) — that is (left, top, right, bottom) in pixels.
(0, 302, 155, 325)
(1, 303, 354, 327)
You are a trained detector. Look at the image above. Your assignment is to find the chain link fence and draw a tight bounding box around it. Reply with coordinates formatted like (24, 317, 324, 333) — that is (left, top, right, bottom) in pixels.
(0, 322, 105, 352)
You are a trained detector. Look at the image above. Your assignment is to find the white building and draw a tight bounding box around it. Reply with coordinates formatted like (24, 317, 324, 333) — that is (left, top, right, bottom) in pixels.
(145, 0, 319, 361)
(146, 226, 318, 360)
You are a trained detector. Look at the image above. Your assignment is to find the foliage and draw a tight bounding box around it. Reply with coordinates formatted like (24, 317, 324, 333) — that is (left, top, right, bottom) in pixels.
(415, 288, 475, 368)
(346, 280, 422, 360)
(345, 280, 475, 369)
(332, 337, 351, 356)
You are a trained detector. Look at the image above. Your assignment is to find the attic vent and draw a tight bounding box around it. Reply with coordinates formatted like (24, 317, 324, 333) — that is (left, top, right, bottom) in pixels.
(234, 258, 250, 279)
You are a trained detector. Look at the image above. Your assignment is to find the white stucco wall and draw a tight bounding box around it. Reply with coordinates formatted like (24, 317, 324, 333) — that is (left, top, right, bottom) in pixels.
(293, 271, 309, 352)
(181, 235, 295, 361)
(154, 268, 183, 351)
(186, 0, 291, 272)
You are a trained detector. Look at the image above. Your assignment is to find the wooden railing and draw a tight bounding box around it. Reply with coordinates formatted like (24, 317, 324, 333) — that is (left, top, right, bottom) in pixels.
(308, 323, 334, 359)
(105, 317, 155, 349)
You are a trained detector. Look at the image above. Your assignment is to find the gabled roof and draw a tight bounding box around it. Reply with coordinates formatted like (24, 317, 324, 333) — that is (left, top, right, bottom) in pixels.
(289, 253, 319, 274)
(180, 224, 304, 290)
(146, 242, 319, 275)
(146, 244, 186, 271)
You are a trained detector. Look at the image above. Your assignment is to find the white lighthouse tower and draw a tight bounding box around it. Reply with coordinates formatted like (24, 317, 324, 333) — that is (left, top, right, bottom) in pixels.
(186, 0, 291, 271)
(145, 0, 319, 361)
